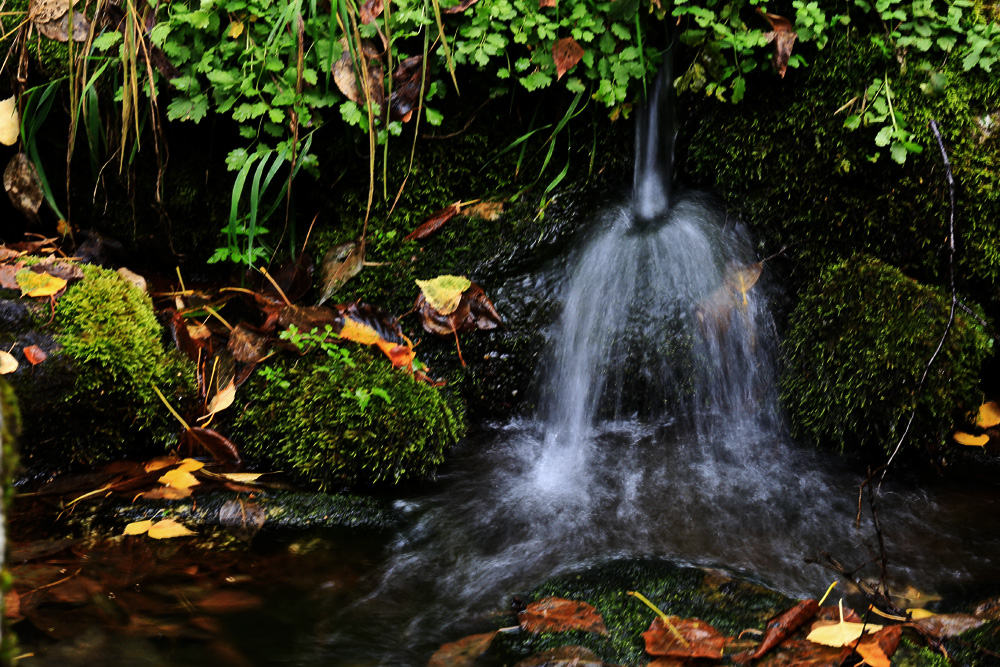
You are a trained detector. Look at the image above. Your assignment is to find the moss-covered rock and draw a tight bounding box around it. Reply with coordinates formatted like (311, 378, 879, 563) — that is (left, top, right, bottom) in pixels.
(229, 346, 465, 489)
(1, 378, 21, 663)
(0, 263, 196, 475)
(781, 255, 992, 454)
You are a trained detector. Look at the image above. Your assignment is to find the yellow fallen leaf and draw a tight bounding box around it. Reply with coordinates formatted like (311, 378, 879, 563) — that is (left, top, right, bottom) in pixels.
(158, 468, 200, 489)
(228, 20, 244, 38)
(0, 96, 19, 146)
(908, 608, 936, 619)
(176, 458, 205, 473)
(416, 275, 471, 315)
(123, 519, 153, 536)
(0, 350, 18, 374)
(218, 472, 266, 483)
(202, 379, 236, 419)
(339, 316, 384, 346)
(806, 600, 882, 647)
(18, 271, 67, 297)
(977, 401, 1000, 428)
(147, 519, 196, 539)
(953, 431, 988, 447)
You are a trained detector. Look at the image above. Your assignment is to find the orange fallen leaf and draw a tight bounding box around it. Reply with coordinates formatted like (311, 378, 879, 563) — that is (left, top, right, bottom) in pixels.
(953, 431, 988, 447)
(643, 616, 727, 659)
(519, 597, 608, 635)
(977, 401, 1000, 428)
(752, 598, 819, 659)
(22, 345, 46, 365)
(404, 203, 461, 241)
(428, 631, 498, 667)
(552, 36, 585, 80)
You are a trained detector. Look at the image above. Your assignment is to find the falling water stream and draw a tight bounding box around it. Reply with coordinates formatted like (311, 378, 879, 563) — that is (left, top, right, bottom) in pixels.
(291, 73, 1000, 666)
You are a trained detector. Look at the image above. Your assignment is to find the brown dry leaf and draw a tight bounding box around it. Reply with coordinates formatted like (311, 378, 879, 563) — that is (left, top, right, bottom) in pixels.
(332, 38, 384, 110)
(203, 378, 237, 419)
(318, 242, 363, 305)
(123, 520, 153, 536)
(519, 597, 608, 635)
(441, 0, 481, 12)
(0, 262, 23, 289)
(219, 499, 266, 542)
(756, 9, 798, 77)
(552, 36, 584, 80)
(186, 322, 212, 340)
(0, 350, 18, 374)
(23, 345, 47, 366)
(428, 631, 498, 667)
(0, 97, 19, 146)
(228, 323, 268, 363)
(147, 519, 196, 539)
(642, 616, 727, 659)
(389, 55, 426, 122)
(912, 613, 984, 639)
(36, 11, 91, 42)
(755, 639, 843, 667)
(182, 427, 242, 463)
(539, 0, 556, 7)
(404, 203, 462, 241)
(196, 590, 263, 614)
(359, 0, 383, 24)
(5, 153, 44, 220)
(752, 599, 819, 659)
(977, 401, 1000, 428)
(464, 201, 504, 220)
(4, 590, 21, 620)
(164, 308, 207, 362)
(158, 468, 201, 490)
(28, 0, 76, 23)
(842, 625, 901, 667)
(953, 431, 988, 447)
(416, 282, 502, 337)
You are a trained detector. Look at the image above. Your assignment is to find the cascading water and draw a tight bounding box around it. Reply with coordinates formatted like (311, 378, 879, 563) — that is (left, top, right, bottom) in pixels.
(310, 69, 1000, 666)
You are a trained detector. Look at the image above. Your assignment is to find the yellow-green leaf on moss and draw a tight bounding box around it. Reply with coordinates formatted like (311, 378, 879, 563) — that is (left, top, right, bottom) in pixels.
(416, 275, 471, 315)
(16, 269, 66, 297)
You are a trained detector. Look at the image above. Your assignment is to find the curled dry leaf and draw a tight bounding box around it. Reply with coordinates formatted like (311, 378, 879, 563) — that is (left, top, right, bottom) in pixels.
(332, 38, 384, 110)
(842, 625, 901, 667)
(751, 598, 819, 659)
(519, 597, 608, 635)
(0, 351, 18, 374)
(228, 323, 268, 363)
(176, 458, 205, 472)
(404, 203, 462, 241)
(416, 282, 502, 336)
(318, 242, 363, 305)
(23, 345, 47, 366)
(31, 259, 84, 283)
(756, 9, 798, 78)
(428, 631, 497, 667)
(0, 263, 23, 289)
(465, 201, 504, 220)
(0, 97, 19, 146)
(953, 431, 988, 447)
(806, 619, 882, 647)
(5, 153, 44, 220)
(552, 36, 585, 80)
(359, 0, 383, 24)
(164, 308, 206, 362)
(144, 456, 179, 472)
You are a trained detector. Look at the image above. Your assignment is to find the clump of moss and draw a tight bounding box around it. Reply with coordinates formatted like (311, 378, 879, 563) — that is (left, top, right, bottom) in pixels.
(2, 263, 195, 472)
(1, 378, 21, 663)
(230, 347, 465, 489)
(781, 255, 993, 454)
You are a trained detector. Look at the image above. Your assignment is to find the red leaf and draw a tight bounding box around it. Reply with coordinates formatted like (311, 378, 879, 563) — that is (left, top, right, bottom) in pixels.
(519, 597, 608, 635)
(404, 203, 461, 241)
(751, 598, 819, 659)
(642, 617, 726, 659)
(552, 37, 584, 80)
(428, 631, 497, 667)
(181, 427, 241, 464)
(539, 0, 556, 7)
(23, 345, 47, 366)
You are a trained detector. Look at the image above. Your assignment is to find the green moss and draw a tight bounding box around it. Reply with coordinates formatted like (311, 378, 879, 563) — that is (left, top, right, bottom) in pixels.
(1, 379, 21, 663)
(2, 263, 196, 472)
(780, 255, 993, 454)
(489, 559, 790, 665)
(229, 346, 465, 489)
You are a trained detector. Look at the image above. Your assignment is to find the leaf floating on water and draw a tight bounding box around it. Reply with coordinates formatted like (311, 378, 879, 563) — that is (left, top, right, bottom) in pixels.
(519, 597, 609, 635)
(0, 97, 19, 146)
(23, 345, 47, 366)
(404, 204, 462, 241)
(147, 519, 196, 539)
(123, 520, 153, 536)
(4, 154, 44, 221)
(977, 401, 1000, 428)
(953, 431, 988, 447)
(428, 631, 497, 667)
(416, 275, 472, 315)
(219, 499, 266, 542)
(552, 36, 585, 80)
(0, 350, 18, 374)
(318, 242, 363, 305)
